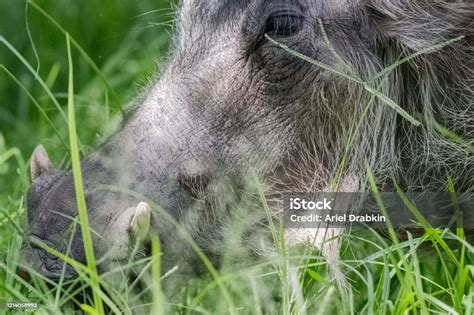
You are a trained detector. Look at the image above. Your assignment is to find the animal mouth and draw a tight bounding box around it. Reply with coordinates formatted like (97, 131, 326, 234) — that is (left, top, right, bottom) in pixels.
(39, 264, 76, 281)
(24, 235, 77, 281)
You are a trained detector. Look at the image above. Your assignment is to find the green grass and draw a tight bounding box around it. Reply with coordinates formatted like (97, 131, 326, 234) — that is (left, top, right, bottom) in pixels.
(66, 33, 103, 314)
(1, 1, 473, 314)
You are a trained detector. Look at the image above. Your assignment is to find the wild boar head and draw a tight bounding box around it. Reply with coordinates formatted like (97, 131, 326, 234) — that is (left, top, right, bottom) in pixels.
(21, 0, 473, 281)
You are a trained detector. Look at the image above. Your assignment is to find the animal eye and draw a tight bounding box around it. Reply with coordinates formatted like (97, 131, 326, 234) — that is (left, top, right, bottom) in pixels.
(264, 13, 304, 37)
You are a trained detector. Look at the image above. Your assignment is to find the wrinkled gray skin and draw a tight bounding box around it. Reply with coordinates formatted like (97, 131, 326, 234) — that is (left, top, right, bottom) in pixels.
(23, 0, 473, 285)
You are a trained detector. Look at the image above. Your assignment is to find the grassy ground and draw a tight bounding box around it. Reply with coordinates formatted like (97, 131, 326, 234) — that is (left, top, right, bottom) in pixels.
(0, 1, 473, 314)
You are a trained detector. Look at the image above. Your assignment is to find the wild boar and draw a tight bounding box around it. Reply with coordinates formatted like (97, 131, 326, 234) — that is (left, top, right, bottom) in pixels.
(22, 0, 473, 287)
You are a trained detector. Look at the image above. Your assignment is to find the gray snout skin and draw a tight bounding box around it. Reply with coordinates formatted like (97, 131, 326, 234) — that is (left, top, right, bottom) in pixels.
(17, 236, 77, 282)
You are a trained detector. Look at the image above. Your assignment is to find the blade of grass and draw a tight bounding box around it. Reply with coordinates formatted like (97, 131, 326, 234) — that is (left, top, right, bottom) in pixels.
(250, 169, 292, 314)
(151, 234, 165, 315)
(265, 35, 364, 84)
(364, 85, 420, 126)
(28, 0, 123, 112)
(393, 183, 460, 268)
(329, 76, 387, 192)
(317, 18, 357, 78)
(0, 37, 67, 122)
(4, 234, 22, 289)
(0, 208, 23, 234)
(423, 293, 459, 315)
(447, 175, 469, 313)
(315, 286, 336, 315)
(368, 36, 465, 82)
(431, 119, 473, 155)
(152, 203, 236, 313)
(54, 219, 78, 307)
(0, 65, 68, 150)
(24, 1, 40, 74)
(407, 232, 428, 313)
(66, 33, 104, 315)
(364, 265, 374, 315)
(45, 62, 61, 89)
(28, 237, 122, 313)
(367, 165, 420, 313)
(0, 147, 28, 189)
(248, 274, 263, 315)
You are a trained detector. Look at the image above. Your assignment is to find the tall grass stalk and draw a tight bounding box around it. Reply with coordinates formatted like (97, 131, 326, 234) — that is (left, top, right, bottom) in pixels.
(0, 36, 68, 122)
(66, 33, 104, 314)
(367, 165, 421, 313)
(151, 234, 165, 315)
(28, 0, 123, 112)
(0, 65, 68, 150)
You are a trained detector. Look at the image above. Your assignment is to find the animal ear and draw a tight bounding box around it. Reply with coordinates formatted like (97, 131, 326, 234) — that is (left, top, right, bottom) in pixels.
(130, 202, 151, 241)
(30, 144, 51, 180)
